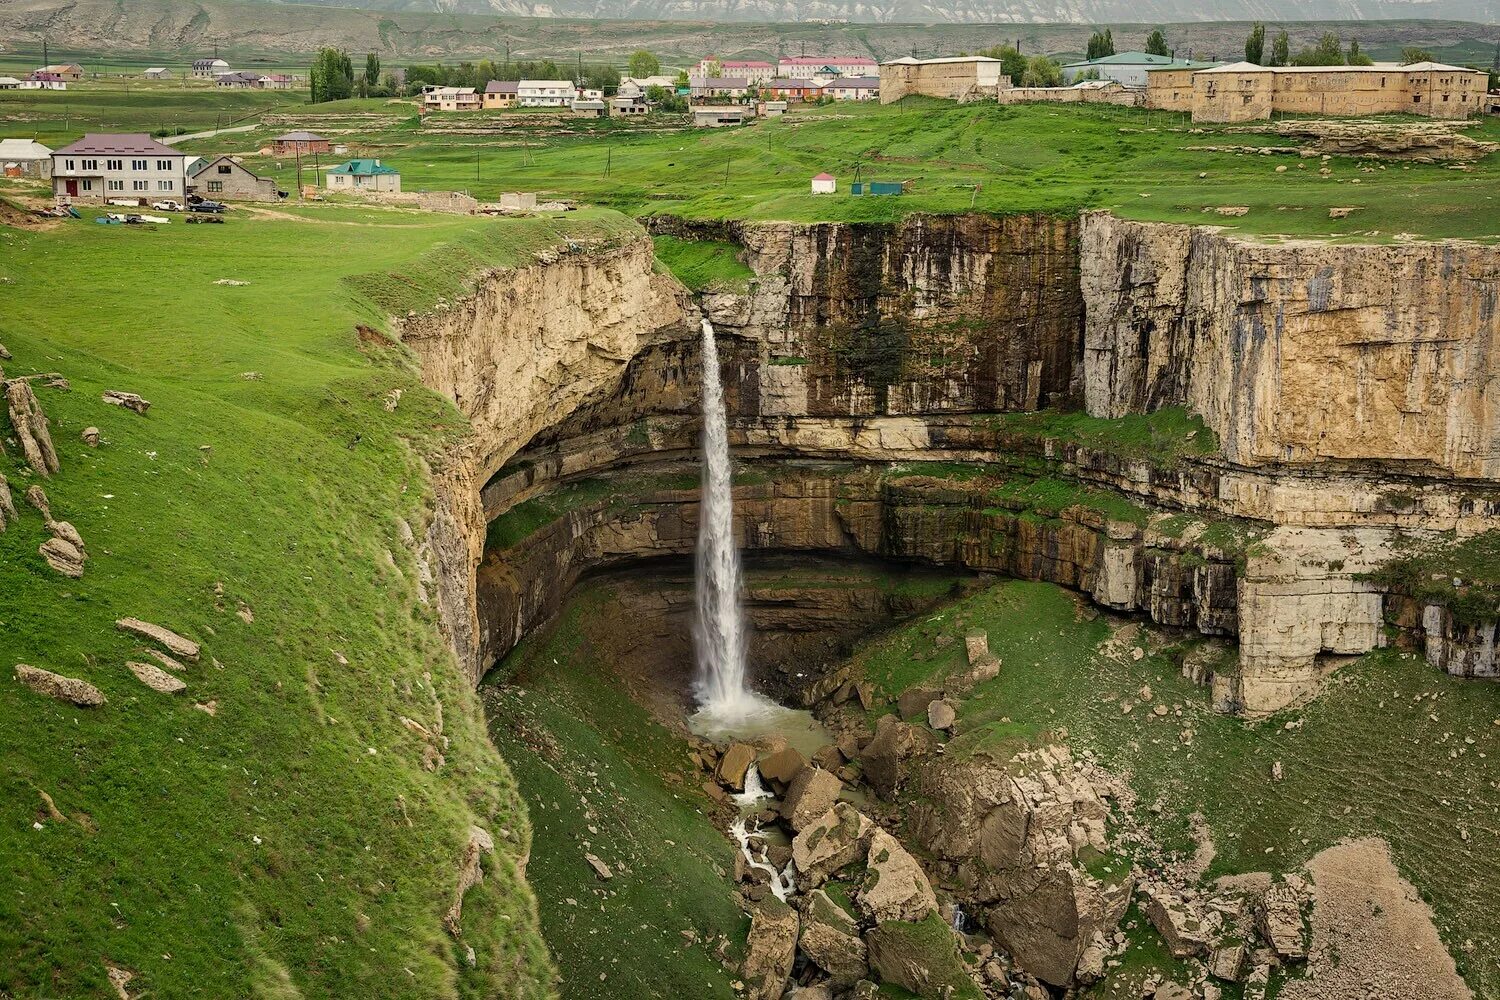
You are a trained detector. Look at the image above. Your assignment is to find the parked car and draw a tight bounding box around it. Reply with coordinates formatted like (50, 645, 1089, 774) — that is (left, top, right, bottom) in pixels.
(151, 199, 183, 212)
(189, 201, 226, 214)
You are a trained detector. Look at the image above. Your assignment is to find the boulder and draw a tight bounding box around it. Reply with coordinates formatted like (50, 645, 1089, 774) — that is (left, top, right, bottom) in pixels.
(864, 915, 976, 999)
(859, 828, 938, 924)
(862, 713, 923, 799)
(6, 379, 59, 476)
(115, 618, 200, 661)
(1209, 942, 1247, 981)
(0, 473, 15, 531)
(584, 853, 613, 881)
(127, 661, 186, 694)
(792, 803, 873, 886)
(715, 742, 756, 791)
(102, 390, 151, 415)
(443, 826, 494, 937)
(39, 536, 86, 578)
(14, 664, 105, 707)
(781, 767, 842, 832)
(927, 699, 956, 732)
(1258, 882, 1307, 960)
(1144, 883, 1215, 957)
(897, 686, 943, 722)
(82, 426, 100, 447)
(742, 895, 798, 1000)
(799, 890, 868, 987)
(758, 747, 807, 790)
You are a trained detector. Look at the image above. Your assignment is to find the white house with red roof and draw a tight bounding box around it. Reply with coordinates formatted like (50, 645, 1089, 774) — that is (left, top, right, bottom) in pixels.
(811, 172, 836, 194)
(51, 133, 189, 203)
(777, 56, 877, 80)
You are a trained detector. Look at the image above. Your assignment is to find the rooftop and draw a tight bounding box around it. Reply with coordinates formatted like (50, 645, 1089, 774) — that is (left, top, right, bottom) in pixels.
(881, 56, 1001, 66)
(328, 158, 398, 177)
(54, 133, 183, 157)
(0, 138, 52, 159)
(1194, 60, 1477, 74)
(275, 130, 325, 142)
(485, 80, 519, 94)
(1061, 51, 1186, 68)
(780, 56, 876, 65)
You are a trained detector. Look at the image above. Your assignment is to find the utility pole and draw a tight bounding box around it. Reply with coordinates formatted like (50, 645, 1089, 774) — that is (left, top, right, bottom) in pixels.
(723, 153, 731, 187)
(295, 147, 303, 201)
(475, 149, 480, 184)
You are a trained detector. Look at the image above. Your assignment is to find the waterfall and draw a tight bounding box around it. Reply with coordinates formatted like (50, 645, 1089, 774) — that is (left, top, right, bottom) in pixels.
(730, 817, 795, 902)
(732, 764, 771, 809)
(693, 317, 758, 721)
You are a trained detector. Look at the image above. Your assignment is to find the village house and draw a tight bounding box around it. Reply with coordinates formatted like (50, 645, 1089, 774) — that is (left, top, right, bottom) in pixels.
(689, 77, 750, 101)
(696, 58, 775, 84)
(811, 172, 836, 194)
(878, 56, 1008, 104)
(821, 76, 880, 101)
(620, 75, 677, 94)
(36, 64, 84, 82)
(517, 80, 578, 107)
(610, 95, 649, 116)
(257, 74, 296, 90)
(763, 78, 823, 102)
(190, 155, 278, 201)
(483, 80, 518, 109)
(1061, 52, 1216, 87)
(25, 73, 68, 90)
(325, 158, 400, 194)
(422, 86, 480, 112)
(0, 78, 22, 90)
(571, 98, 608, 118)
(216, 72, 262, 89)
(692, 106, 751, 127)
(778, 56, 877, 80)
(192, 58, 230, 79)
(51, 133, 189, 203)
(1153, 61, 1492, 122)
(143, 67, 172, 80)
(0, 138, 54, 178)
(272, 131, 330, 156)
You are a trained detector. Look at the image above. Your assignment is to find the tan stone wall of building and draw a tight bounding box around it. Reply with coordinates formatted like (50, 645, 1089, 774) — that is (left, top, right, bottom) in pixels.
(879, 63, 1009, 104)
(1144, 69, 1198, 112)
(1188, 66, 1489, 122)
(998, 84, 1142, 107)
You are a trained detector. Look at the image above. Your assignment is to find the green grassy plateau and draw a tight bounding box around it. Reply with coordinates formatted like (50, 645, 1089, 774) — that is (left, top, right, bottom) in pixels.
(849, 578, 1500, 997)
(5, 84, 1500, 239)
(0, 202, 640, 997)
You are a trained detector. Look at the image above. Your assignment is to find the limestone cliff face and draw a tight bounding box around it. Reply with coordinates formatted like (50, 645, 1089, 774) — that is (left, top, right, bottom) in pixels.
(657, 214, 1085, 417)
(404, 237, 693, 680)
(1081, 212, 1500, 480)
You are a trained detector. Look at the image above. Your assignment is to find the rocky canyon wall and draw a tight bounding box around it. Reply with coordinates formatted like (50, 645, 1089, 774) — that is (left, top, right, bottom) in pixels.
(401, 235, 693, 681)
(1080, 211, 1500, 480)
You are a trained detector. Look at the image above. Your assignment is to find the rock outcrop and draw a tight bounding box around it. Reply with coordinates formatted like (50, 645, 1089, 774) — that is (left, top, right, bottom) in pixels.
(1081, 212, 1500, 480)
(5, 378, 59, 476)
(15, 664, 106, 707)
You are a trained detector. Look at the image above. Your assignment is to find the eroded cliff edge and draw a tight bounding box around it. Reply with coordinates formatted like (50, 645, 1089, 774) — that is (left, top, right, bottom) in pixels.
(408, 212, 1498, 714)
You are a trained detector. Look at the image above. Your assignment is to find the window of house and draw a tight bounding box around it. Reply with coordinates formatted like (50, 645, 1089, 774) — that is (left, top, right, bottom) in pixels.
(81, 158, 98, 170)
(207, 181, 223, 192)
(133, 179, 147, 191)
(105, 159, 121, 170)
(1413, 94, 1422, 102)
(158, 180, 173, 191)
(81, 180, 93, 190)
(132, 159, 147, 171)
(218, 165, 232, 174)
(107, 179, 123, 191)
(157, 159, 172, 170)
(65, 159, 75, 170)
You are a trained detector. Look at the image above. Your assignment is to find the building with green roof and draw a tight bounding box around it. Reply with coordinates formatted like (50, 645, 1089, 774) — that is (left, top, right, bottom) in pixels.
(325, 158, 401, 194)
(1060, 51, 1220, 88)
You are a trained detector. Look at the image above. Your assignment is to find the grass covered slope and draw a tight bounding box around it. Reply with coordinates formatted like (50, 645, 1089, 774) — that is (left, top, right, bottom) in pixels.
(483, 583, 749, 1000)
(0, 205, 637, 997)
(847, 579, 1500, 996)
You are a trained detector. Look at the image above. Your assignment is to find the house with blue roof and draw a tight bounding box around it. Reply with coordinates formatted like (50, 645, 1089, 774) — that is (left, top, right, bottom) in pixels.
(326, 158, 401, 194)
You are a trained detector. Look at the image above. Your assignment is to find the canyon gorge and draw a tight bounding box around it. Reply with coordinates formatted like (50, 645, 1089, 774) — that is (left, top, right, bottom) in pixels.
(401, 209, 1498, 999)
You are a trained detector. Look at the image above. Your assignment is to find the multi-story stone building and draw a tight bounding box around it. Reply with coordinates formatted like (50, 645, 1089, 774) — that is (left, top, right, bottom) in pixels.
(51, 133, 189, 203)
(878, 56, 1009, 104)
(1149, 61, 1491, 122)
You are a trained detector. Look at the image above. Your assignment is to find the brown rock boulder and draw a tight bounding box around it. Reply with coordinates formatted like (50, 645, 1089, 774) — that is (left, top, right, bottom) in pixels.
(859, 828, 938, 924)
(716, 742, 756, 791)
(792, 803, 873, 886)
(115, 618, 201, 661)
(15, 664, 106, 707)
(781, 767, 842, 832)
(742, 895, 798, 1000)
(862, 713, 926, 799)
(799, 890, 868, 987)
(6, 379, 59, 476)
(39, 536, 86, 578)
(127, 661, 186, 694)
(897, 686, 943, 722)
(758, 746, 807, 791)
(864, 915, 976, 999)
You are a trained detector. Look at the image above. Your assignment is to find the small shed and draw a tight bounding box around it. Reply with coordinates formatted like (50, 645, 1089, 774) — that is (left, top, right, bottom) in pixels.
(144, 67, 172, 80)
(811, 172, 836, 194)
(851, 181, 904, 197)
(0, 138, 54, 178)
(273, 131, 330, 157)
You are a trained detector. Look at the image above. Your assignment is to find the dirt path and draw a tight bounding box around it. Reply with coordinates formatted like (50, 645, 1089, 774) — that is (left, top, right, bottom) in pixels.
(1282, 838, 1471, 1000)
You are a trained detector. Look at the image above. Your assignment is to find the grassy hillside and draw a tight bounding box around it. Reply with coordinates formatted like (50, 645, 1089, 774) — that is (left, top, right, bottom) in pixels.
(846, 579, 1500, 997)
(0, 202, 639, 997)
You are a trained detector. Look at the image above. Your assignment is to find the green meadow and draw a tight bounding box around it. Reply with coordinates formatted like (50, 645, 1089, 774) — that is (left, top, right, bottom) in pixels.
(5, 83, 1500, 239)
(0, 202, 639, 997)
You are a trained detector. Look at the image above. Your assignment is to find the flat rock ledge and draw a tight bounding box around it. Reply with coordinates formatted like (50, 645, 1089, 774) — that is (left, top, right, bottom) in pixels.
(115, 618, 200, 661)
(127, 661, 186, 694)
(15, 664, 106, 707)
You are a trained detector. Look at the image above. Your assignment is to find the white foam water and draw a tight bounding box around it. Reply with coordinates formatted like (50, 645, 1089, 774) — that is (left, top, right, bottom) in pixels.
(691, 317, 775, 725)
(729, 815, 796, 902)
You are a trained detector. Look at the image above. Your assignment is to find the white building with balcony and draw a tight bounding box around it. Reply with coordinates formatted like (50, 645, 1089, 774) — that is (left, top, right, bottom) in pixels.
(51, 134, 189, 204)
(517, 80, 578, 107)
